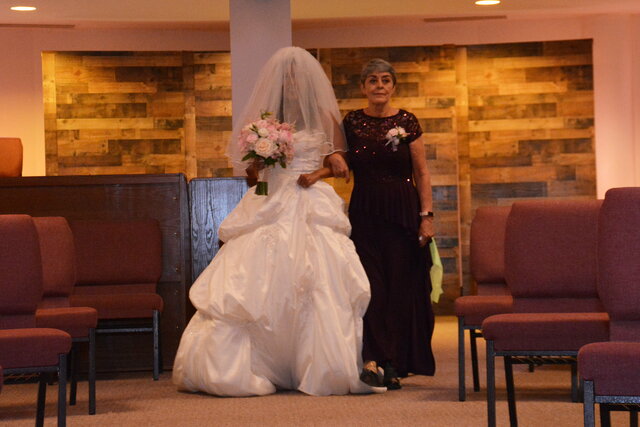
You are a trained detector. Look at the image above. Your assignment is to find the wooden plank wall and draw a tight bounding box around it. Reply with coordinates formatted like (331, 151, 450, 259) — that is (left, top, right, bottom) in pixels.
(320, 40, 595, 310)
(42, 51, 232, 179)
(461, 40, 595, 294)
(42, 40, 595, 313)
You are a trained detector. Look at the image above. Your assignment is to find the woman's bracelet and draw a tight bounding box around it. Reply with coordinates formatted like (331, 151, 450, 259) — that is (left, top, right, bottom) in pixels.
(419, 211, 434, 218)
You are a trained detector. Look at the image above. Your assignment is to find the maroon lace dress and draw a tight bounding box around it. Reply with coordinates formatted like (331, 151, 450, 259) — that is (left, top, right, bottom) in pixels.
(343, 109, 435, 377)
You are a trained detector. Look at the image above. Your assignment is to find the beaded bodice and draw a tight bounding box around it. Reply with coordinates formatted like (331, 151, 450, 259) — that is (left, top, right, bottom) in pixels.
(343, 109, 424, 231)
(344, 109, 422, 185)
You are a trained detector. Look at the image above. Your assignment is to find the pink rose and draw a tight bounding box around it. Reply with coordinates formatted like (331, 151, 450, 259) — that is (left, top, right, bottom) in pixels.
(254, 138, 277, 158)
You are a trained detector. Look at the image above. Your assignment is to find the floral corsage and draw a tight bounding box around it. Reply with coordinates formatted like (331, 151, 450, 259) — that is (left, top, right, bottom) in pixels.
(238, 111, 295, 195)
(384, 126, 408, 152)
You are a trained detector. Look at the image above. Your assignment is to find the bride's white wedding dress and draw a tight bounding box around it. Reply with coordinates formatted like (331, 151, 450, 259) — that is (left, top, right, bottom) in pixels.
(173, 131, 378, 396)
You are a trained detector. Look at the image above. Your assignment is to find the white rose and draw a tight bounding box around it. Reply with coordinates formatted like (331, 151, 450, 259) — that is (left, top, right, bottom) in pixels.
(257, 127, 270, 138)
(388, 128, 399, 137)
(254, 138, 277, 158)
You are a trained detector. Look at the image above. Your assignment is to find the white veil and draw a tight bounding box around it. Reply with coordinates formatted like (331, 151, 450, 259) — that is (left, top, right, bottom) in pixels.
(227, 46, 345, 176)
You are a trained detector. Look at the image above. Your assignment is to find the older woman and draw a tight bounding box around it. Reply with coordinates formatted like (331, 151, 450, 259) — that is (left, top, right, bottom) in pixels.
(342, 58, 436, 389)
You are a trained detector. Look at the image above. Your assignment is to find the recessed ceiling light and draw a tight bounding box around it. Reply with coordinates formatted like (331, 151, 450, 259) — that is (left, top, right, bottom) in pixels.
(10, 6, 37, 11)
(475, 0, 501, 5)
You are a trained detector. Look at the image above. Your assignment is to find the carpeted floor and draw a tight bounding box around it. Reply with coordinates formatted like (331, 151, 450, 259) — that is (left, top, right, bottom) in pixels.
(0, 316, 628, 426)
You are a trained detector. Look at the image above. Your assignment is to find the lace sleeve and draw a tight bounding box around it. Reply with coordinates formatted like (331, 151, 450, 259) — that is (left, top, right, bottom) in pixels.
(403, 111, 423, 144)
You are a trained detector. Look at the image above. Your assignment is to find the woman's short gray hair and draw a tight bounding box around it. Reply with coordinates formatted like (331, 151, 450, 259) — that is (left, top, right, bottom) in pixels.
(360, 58, 397, 86)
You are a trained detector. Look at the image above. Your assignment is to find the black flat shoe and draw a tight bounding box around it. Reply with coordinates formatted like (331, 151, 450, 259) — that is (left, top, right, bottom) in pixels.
(383, 364, 402, 390)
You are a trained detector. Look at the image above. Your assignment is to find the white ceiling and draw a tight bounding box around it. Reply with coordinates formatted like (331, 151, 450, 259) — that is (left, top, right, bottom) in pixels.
(1, 0, 639, 29)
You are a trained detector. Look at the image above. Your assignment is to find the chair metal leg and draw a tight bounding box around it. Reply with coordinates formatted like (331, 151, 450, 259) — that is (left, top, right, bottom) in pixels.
(600, 404, 611, 427)
(89, 328, 96, 415)
(58, 353, 67, 427)
(571, 362, 578, 403)
(458, 317, 466, 401)
(36, 374, 47, 427)
(158, 318, 164, 374)
(487, 340, 496, 427)
(583, 380, 595, 427)
(69, 345, 77, 405)
(470, 329, 480, 392)
(504, 356, 518, 427)
(153, 310, 160, 380)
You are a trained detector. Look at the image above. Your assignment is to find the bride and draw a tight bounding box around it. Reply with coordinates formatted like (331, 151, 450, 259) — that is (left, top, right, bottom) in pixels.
(172, 46, 382, 396)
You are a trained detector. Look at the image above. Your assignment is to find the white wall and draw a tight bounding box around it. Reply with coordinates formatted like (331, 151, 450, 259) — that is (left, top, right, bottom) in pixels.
(1, 13, 639, 198)
(587, 15, 637, 198)
(632, 15, 640, 189)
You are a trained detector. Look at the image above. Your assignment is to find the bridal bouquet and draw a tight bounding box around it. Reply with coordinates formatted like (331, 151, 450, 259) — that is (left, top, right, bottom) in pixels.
(385, 126, 408, 152)
(239, 111, 295, 195)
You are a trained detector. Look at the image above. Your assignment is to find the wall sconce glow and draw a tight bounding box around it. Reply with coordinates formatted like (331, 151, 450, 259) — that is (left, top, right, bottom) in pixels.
(10, 6, 37, 11)
(475, 0, 501, 5)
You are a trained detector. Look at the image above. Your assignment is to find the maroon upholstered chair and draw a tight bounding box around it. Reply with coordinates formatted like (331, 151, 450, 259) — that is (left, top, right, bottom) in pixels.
(580, 343, 640, 426)
(0, 137, 23, 177)
(0, 214, 72, 426)
(69, 219, 164, 380)
(455, 205, 513, 401)
(34, 216, 97, 414)
(580, 187, 640, 426)
(482, 199, 609, 427)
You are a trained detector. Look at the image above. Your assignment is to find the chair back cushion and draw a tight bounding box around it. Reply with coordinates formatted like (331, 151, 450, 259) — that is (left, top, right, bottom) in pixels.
(0, 138, 23, 177)
(70, 219, 162, 288)
(598, 188, 640, 340)
(504, 199, 602, 312)
(470, 205, 511, 293)
(0, 215, 42, 328)
(33, 217, 76, 305)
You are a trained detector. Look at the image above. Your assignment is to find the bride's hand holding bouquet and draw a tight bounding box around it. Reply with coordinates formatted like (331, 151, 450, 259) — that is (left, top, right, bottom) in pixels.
(239, 111, 295, 195)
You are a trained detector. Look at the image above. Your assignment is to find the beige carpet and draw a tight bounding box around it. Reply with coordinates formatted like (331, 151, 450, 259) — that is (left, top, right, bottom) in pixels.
(0, 316, 629, 426)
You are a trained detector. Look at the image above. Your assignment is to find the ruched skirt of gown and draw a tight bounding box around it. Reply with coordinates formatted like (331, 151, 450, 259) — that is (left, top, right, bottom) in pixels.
(172, 167, 379, 396)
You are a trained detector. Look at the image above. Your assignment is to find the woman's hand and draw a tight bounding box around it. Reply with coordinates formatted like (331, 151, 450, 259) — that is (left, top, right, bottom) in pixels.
(245, 159, 265, 182)
(418, 217, 435, 248)
(297, 171, 321, 188)
(325, 152, 350, 182)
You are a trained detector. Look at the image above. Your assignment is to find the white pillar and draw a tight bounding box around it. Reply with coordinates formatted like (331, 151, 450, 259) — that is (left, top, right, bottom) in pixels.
(229, 0, 292, 130)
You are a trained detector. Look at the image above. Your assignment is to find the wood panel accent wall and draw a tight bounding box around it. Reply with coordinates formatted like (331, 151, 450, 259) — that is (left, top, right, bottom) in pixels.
(320, 40, 595, 310)
(42, 40, 595, 312)
(42, 52, 232, 179)
(0, 174, 190, 372)
(461, 40, 595, 294)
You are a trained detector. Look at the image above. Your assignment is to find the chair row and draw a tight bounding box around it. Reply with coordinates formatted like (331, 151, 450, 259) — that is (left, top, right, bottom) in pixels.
(0, 214, 163, 425)
(456, 188, 640, 426)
